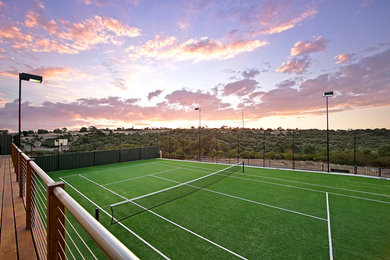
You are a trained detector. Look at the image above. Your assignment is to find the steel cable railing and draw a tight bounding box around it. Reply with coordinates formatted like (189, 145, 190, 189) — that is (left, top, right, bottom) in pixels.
(11, 143, 139, 260)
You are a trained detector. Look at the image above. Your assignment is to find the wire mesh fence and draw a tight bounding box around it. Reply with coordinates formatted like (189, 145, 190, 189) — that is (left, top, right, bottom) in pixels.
(157, 128, 390, 178)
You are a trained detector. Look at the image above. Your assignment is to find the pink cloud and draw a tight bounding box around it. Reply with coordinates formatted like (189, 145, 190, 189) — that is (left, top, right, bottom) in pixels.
(262, 8, 317, 35)
(290, 36, 327, 56)
(223, 79, 258, 96)
(128, 35, 268, 61)
(276, 56, 311, 74)
(241, 1, 318, 35)
(6, 13, 141, 55)
(148, 90, 163, 100)
(1, 48, 390, 130)
(334, 53, 354, 64)
(0, 25, 32, 42)
(25, 11, 59, 34)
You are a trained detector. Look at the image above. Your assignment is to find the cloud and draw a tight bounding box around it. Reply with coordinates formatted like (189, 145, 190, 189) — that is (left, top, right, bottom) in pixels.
(236, 0, 318, 35)
(148, 90, 163, 100)
(290, 36, 327, 56)
(276, 56, 311, 74)
(1, 48, 390, 130)
(0, 25, 32, 42)
(242, 68, 260, 79)
(77, 0, 140, 6)
(334, 53, 354, 64)
(58, 15, 140, 50)
(127, 35, 268, 62)
(5, 13, 141, 54)
(261, 7, 317, 35)
(223, 79, 258, 96)
(25, 11, 59, 34)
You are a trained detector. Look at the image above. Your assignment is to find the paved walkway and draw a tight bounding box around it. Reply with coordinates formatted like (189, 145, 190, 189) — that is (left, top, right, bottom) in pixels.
(0, 155, 37, 259)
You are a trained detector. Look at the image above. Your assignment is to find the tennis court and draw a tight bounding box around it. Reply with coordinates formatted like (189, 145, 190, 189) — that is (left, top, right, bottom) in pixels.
(49, 158, 390, 259)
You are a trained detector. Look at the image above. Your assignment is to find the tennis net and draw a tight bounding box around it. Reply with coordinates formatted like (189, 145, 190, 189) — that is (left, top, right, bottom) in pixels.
(108, 161, 244, 224)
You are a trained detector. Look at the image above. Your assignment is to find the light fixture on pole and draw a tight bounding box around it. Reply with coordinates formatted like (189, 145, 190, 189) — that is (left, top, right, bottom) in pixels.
(195, 107, 201, 161)
(323, 91, 333, 172)
(18, 73, 43, 147)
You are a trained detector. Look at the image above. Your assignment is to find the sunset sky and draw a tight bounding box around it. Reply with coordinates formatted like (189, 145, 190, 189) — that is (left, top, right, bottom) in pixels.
(0, 0, 389, 131)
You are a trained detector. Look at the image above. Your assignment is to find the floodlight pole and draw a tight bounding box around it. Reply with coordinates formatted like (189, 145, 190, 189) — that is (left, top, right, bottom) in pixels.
(323, 91, 333, 172)
(18, 73, 43, 147)
(195, 108, 201, 161)
(18, 76, 21, 146)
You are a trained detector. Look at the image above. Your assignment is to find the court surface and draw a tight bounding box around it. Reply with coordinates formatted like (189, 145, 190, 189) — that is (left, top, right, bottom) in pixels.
(49, 158, 390, 259)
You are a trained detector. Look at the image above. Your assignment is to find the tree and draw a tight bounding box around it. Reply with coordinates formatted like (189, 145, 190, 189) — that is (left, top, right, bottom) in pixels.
(62, 127, 68, 133)
(378, 144, 390, 157)
(53, 128, 62, 134)
(37, 129, 49, 134)
(88, 126, 97, 132)
(80, 127, 88, 132)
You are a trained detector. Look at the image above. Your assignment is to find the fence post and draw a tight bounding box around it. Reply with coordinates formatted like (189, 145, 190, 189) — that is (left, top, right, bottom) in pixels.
(26, 160, 32, 229)
(47, 182, 65, 260)
(379, 167, 382, 177)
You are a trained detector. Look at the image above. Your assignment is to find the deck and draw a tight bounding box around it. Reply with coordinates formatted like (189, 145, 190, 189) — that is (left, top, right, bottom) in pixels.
(0, 155, 37, 259)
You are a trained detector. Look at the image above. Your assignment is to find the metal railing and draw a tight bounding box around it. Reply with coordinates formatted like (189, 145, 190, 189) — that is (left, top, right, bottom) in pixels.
(11, 144, 139, 259)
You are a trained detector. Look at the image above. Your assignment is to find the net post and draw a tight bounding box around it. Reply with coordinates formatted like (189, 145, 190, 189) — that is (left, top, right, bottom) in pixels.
(95, 208, 99, 221)
(47, 182, 65, 260)
(242, 161, 244, 172)
(26, 159, 32, 229)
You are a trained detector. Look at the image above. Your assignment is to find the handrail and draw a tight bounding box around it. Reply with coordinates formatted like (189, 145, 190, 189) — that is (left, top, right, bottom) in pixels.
(53, 187, 139, 259)
(30, 160, 55, 185)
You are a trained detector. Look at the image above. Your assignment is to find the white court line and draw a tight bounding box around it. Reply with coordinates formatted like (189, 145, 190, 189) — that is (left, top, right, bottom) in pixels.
(156, 162, 390, 198)
(181, 166, 390, 205)
(59, 177, 170, 260)
(151, 175, 327, 222)
(79, 175, 247, 259)
(103, 168, 180, 186)
(60, 160, 165, 179)
(160, 158, 390, 181)
(326, 192, 333, 260)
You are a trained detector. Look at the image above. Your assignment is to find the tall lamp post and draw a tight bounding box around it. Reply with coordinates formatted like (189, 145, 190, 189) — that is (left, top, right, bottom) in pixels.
(195, 107, 201, 161)
(323, 91, 333, 172)
(18, 73, 43, 147)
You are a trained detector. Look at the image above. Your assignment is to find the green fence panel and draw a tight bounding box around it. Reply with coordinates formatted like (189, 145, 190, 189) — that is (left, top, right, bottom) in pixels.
(33, 146, 158, 172)
(59, 152, 94, 170)
(95, 150, 120, 166)
(34, 155, 58, 172)
(0, 135, 12, 155)
(142, 146, 158, 159)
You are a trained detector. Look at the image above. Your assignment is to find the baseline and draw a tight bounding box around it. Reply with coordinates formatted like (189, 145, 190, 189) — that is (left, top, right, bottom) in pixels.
(158, 161, 390, 198)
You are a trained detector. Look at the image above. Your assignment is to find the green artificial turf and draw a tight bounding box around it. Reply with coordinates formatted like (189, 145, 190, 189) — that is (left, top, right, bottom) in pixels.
(46, 158, 390, 259)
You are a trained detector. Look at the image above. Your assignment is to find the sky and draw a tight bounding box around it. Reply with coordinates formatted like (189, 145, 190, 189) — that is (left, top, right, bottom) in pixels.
(0, 0, 389, 131)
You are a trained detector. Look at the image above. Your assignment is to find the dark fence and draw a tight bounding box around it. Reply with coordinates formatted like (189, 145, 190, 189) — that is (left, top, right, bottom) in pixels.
(0, 134, 12, 155)
(34, 146, 158, 172)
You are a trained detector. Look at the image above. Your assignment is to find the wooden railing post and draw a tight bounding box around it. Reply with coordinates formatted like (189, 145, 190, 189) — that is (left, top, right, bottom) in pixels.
(26, 160, 32, 229)
(47, 182, 65, 260)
